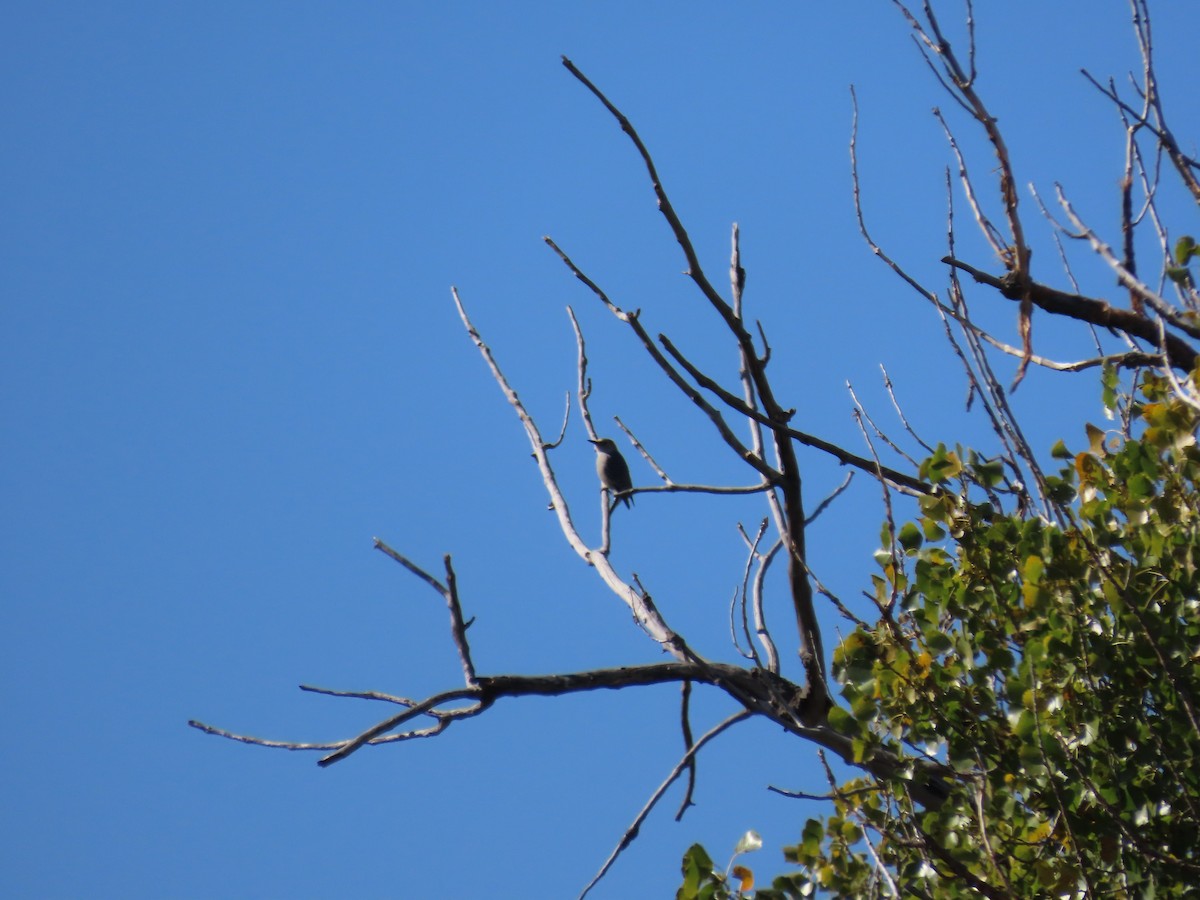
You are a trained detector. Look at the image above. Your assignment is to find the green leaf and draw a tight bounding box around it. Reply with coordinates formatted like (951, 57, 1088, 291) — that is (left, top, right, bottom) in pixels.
(1127, 473, 1155, 499)
(925, 630, 953, 654)
(1101, 361, 1120, 412)
(920, 444, 964, 483)
(827, 705, 857, 734)
(850, 691, 878, 721)
(971, 457, 1005, 487)
(898, 522, 923, 552)
(679, 843, 715, 900)
(1175, 234, 1197, 264)
(757, 343, 1200, 894)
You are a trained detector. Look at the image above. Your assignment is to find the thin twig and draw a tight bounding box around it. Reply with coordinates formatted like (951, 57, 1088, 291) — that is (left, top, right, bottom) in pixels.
(805, 472, 855, 526)
(1052, 184, 1200, 339)
(675, 681, 698, 820)
(370, 540, 477, 685)
(546, 391, 572, 449)
(881, 366, 934, 454)
(299, 685, 412, 705)
(733, 519, 769, 667)
(751, 539, 783, 673)
(578, 711, 752, 899)
(942, 255, 1197, 372)
(546, 237, 780, 482)
(443, 555, 476, 685)
(452, 286, 693, 655)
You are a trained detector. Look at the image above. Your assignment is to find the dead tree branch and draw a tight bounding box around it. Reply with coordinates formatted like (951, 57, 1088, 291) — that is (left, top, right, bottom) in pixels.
(579, 710, 753, 900)
(942, 257, 1197, 372)
(562, 58, 831, 719)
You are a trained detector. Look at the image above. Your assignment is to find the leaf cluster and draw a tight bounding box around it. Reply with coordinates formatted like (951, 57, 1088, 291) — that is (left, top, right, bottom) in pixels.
(776, 373, 1200, 897)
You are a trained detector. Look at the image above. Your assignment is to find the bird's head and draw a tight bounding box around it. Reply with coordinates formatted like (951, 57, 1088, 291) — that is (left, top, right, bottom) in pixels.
(589, 437, 618, 453)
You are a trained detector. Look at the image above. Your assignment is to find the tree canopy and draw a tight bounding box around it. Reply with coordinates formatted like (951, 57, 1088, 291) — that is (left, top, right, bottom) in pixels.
(192, 2, 1200, 896)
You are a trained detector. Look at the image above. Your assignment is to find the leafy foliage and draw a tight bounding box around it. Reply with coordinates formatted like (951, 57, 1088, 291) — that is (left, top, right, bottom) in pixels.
(1167, 235, 1198, 286)
(678, 833, 807, 900)
(690, 372, 1200, 896)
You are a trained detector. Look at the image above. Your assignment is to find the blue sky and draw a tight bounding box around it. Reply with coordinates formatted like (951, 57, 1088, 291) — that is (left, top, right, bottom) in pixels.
(4, 2, 1198, 897)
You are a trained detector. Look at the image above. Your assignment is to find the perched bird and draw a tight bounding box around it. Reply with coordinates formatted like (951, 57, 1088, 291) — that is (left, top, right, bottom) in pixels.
(589, 437, 634, 508)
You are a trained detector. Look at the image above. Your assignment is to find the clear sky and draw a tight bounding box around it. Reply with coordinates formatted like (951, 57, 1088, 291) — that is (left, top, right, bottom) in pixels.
(4, 2, 1197, 898)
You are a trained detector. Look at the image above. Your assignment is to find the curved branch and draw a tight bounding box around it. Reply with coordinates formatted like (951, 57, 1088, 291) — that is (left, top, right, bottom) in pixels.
(563, 59, 830, 715)
(579, 710, 753, 900)
(545, 237, 779, 482)
(658, 332, 934, 496)
(191, 658, 951, 808)
(451, 287, 697, 658)
(943, 257, 1198, 372)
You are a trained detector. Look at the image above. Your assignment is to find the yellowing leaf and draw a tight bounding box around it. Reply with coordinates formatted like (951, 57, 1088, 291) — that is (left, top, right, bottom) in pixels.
(732, 864, 754, 893)
(1027, 821, 1052, 843)
(1022, 555, 1045, 584)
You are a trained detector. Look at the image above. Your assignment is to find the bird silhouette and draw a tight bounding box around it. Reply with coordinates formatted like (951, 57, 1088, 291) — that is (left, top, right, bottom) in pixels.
(589, 437, 634, 508)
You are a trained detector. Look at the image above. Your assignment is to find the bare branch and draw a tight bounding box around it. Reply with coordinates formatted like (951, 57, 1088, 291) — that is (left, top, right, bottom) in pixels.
(442, 555, 476, 684)
(850, 400, 901, 619)
(562, 59, 832, 711)
(452, 286, 696, 657)
(754, 550, 787, 677)
(187, 719, 356, 752)
(731, 225, 772, 507)
(730, 222, 747, 318)
(1081, 67, 1200, 185)
(942, 257, 1198, 372)
(372, 538, 446, 594)
(298, 685, 411, 705)
(1128, 0, 1200, 202)
(370, 540, 477, 685)
(881, 366, 934, 455)
(806, 472, 855, 526)
(567, 305, 616, 550)
(848, 380, 919, 471)
(560, 57, 741, 333)
(546, 391, 572, 449)
(732, 519, 769, 668)
(768, 782, 884, 802)
(850, 86, 942, 306)
(675, 680, 698, 821)
(658, 331, 933, 495)
(578, 710, 753, 900)
(1051, 184, 1200, 340)
(545, 237, 780, 482)
(613, 416, 667, 483)
(892, 1, 1035, 382)
(933, 107, 1007, 260)
(315, 688, 487, 766)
